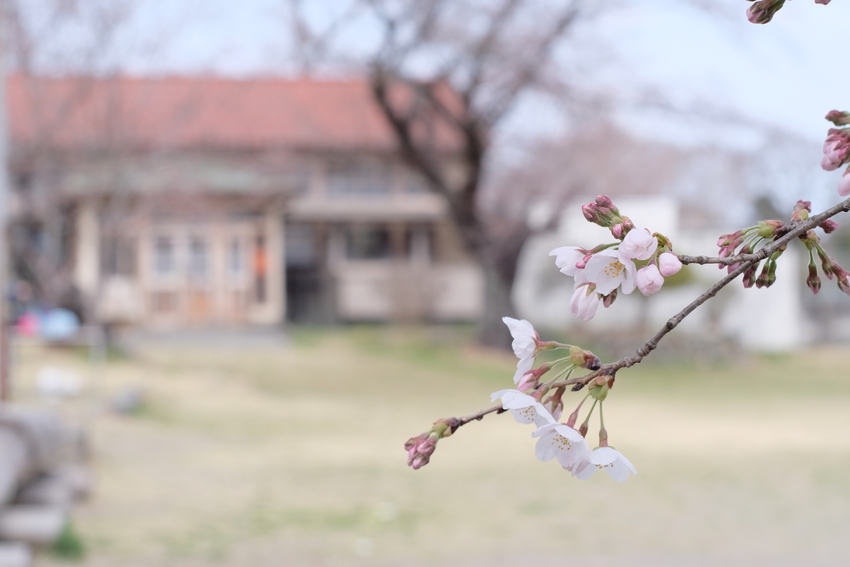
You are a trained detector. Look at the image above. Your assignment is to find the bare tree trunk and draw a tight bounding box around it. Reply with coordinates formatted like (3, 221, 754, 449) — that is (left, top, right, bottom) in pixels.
(478, 261, 514, 348)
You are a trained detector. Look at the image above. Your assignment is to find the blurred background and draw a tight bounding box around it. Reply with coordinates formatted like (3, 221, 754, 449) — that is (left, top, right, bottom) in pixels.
(1, 1, 850, 566)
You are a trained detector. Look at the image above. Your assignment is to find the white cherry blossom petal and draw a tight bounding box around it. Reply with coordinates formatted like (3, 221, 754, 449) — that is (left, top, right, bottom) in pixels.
(502, 317, 537, 359)
(532, 422, 589, 469)
(491, 389, 555, 426)
(585, 250, 636, 296)
(573, 447, 637, 482)
(619, 228, 657, 261)
(549, 246, 585, 277)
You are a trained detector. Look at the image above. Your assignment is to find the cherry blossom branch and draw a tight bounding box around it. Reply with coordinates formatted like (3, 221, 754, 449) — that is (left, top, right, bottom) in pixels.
(453, 195, 850, 430)
(456, 403, 505, 428)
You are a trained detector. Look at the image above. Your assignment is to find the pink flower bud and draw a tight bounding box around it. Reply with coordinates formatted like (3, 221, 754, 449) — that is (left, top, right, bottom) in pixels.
(404, 433, 437, 470)
(516, 371, 537, 392)
(819, 219, 839, 234)
(746, 0, 786, 24)
(807, 264, 821, 294)
(635, 264, 664, 296)
(794, 200, 812, 212)
(582, 203, 599, 223)
(595, 195, 615, 209)
(826, 110, 850, 126)
(839, 170, 850, 197)
(742, 262, 759, 288)
(658, 252, 682, 277)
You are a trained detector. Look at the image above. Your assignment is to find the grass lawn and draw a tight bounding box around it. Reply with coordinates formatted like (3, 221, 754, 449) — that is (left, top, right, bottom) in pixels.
(13, 326, 850, 567)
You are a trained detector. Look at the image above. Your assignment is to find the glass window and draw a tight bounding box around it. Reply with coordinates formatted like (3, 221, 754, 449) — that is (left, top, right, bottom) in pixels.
(344, 226, 392, 260)
(230, 238, 244, 275)
(327, 161, 391, 197)
(405, 226, 433, 263)
(154, 236, 175, 275)
(189, 237, 208, 278)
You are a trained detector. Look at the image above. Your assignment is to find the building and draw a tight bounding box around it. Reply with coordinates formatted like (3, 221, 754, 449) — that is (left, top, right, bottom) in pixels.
(7, 74, 483, 327)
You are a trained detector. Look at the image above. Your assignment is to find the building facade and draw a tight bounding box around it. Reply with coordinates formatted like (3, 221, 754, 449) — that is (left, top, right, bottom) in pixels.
(7, 75, 483, 327)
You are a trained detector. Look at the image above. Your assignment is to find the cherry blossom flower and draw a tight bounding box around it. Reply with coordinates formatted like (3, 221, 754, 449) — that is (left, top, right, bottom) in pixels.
(502, 317, 538, 384)
(569, 272, 600, 321)
(658, 252, 683, 277)
(491, 389, 555, 426)
(532, 422, 589, 470)
(549, 246, 586, 277)
(573, 447, 637, 482)
(619, 228, 657, 261)
(584, 250, 636, 295)
(636, 264, 664, 296)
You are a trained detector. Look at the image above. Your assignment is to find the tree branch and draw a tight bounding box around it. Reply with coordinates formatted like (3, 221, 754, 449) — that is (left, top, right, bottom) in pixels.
(449, 194, 850, 428)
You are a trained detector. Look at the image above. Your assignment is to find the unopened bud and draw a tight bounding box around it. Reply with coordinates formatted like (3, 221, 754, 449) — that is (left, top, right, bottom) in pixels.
(742, 262, 759, 288)
(820, 219, 839, 234)
(568, 347, 600, 370)
(610, 217, 634, 240)
(755, 262, 771, 288)
(746, 0, 786, 24)
(807, 264, 821, 294)
(516, 363, 553, 392)
(595, 195, 616, 210)
(582, 196, 622, 227)
(826, 110, 850, 127)
(757, 220, 784, 238)
(575, 253, 593, 270)
(543, 386, 566, 422)
(794, 200, 812, 212)
(800, 229, 820, 245)
(404, 432, 437, 470)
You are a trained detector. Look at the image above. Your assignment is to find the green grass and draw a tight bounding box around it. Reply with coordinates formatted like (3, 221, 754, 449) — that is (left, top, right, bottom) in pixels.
(19, 325, 850, 567)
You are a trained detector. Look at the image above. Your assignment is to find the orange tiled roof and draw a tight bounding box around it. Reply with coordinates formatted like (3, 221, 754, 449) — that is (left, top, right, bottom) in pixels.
(7, 74, 462, 153)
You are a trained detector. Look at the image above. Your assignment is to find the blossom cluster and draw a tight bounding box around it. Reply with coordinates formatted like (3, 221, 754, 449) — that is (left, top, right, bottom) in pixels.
(404, 317, 636, 481)
(822, 111, 850, 196)
(549, 196, 682, 321)
(716, 200, 848, 295)
(491, 318, 635, 482)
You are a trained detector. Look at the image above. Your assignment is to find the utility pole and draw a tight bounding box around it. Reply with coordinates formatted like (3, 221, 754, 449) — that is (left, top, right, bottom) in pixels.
(0, 0, 11, 402)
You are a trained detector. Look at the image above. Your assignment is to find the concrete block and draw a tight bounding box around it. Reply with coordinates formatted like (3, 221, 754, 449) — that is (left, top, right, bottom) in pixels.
(0, 506, 66, 546)
(0, 543, 31, 567)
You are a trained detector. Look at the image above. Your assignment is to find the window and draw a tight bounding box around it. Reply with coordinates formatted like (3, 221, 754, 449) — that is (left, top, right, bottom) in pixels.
(154, 236, 175, 275)
(344, 226, 392, 260)
(327, 161, 391, 197)
(188, 237, 208, 279)
(405, 226, 433, 263)
(285, 224, 316, 267)
(230, 238, 245, 276)
(101, 236, 137, 276)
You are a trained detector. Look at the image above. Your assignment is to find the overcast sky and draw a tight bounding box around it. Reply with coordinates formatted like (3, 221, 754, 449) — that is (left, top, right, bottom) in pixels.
(114, 0, 849, 147)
